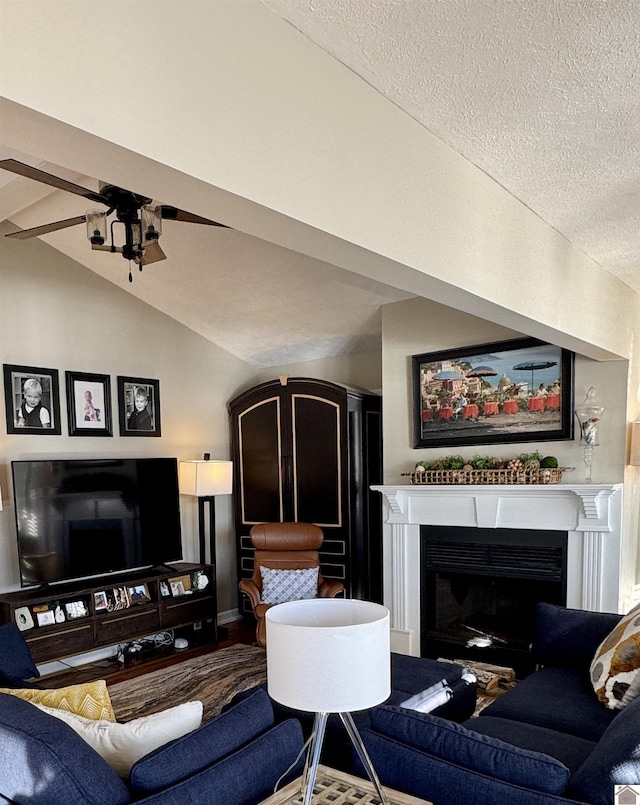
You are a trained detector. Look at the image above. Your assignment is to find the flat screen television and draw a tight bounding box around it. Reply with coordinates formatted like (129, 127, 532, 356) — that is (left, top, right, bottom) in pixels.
(11, 457, 183, 587)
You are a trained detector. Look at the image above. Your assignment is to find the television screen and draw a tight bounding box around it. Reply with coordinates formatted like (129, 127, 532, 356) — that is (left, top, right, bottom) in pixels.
(11, 458, 183, 587)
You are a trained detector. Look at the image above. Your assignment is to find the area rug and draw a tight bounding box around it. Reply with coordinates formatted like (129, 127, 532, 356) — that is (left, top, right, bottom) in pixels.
(107, 643, 266, 724)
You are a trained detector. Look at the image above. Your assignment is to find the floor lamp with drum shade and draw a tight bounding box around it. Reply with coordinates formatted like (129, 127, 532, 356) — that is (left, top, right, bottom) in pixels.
(179, 456, 233, 639)
(266, 598, 391, 805)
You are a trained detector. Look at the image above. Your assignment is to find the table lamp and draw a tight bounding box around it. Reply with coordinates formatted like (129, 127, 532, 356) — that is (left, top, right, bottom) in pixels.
(266, 598, 391, 805)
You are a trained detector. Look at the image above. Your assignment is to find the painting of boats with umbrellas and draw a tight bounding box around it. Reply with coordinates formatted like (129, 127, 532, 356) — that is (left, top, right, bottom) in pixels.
(412, 337, 574, 448)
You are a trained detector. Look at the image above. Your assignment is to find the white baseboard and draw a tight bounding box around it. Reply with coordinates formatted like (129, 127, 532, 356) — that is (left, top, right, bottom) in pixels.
(218, 608, 242, 625)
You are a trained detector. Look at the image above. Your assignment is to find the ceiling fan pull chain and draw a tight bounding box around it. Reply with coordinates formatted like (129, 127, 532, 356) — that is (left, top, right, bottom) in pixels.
(129, 262, 133, 283)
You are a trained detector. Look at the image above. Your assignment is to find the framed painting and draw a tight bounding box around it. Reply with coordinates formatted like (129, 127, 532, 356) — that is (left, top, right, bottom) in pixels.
(412, 337, 574, 448)
(66, 371, 112, 436)
(118, 375, 161, 436)
(3, 363, 61, 435)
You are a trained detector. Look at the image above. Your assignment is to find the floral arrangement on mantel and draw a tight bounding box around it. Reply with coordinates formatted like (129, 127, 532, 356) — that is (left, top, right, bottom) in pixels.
(403, 451, 574, 486)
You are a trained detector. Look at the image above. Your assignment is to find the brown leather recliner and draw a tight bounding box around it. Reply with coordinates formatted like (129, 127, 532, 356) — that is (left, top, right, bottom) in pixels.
(238, 522, 345, 648)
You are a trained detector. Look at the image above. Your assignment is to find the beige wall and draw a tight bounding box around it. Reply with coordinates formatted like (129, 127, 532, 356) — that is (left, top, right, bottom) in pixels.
(251, 350, 382, 395)
(0, 225, 251, 614)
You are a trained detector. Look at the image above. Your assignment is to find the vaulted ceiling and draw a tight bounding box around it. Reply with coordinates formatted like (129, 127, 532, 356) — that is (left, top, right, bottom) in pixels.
(1, 1, 638, 367)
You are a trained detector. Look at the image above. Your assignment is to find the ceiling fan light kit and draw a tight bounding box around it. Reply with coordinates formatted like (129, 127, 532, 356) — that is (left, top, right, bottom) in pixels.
(85, 201, 166, 279)
(1, 158, 229, 283)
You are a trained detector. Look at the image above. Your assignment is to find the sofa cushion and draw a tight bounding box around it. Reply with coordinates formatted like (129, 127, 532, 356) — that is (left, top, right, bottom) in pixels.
(33, 699, 203, 779)
(134, 719, 304, 804)
(532, 602, 622, 669)
(0, 691, 130, 805)
(259, 566, 319, 604)
(567, 693, 640, 805)
(0, 622, 39, 685)
(480, 666, 616, 742)
(0, 679, 116, 720)
(130, 686, 274, 792)
(369, 706, 570, 795)
(464, 715, 596, 774)
(590, 601, 640, 709)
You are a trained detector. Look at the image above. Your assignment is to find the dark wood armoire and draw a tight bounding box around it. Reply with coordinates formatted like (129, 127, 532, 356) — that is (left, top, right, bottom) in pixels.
(228, 377, 382, 618)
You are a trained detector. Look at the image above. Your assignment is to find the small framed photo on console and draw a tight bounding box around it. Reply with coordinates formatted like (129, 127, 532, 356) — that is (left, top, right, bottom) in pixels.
(106, 586, 130, 611)
(94, 591, 108, 612)
(36, 610, 55, 627)
(65, 601, 89, 619)
(169, 574, 192, 597)
(14, 607, 34, 631)
(128, 583, 151, 605)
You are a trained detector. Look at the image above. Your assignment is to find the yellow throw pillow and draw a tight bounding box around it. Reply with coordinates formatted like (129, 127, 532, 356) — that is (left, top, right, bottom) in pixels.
(590, 601, 640, 709)
(0, 680, 116, 721)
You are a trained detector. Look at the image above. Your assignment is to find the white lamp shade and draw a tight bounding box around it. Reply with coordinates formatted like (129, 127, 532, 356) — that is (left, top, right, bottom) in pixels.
(179, 460, 233, 497)
(266, 598, 390, 713)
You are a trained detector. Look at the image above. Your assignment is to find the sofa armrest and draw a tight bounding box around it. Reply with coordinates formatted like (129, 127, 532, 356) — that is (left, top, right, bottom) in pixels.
(130, 687, 275, 793)
(531, 603, 621, 669)
(358, 727, 589, 805)
(135, 719, 304, 805)
(366, 706, 570, 796)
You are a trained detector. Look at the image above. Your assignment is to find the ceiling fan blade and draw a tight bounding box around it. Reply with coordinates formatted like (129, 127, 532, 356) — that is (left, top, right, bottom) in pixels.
(157, 205, 230, 228)
(0, 159, 109, 205)
(140, 241, 167, 265)
(5, 215, 87, 240)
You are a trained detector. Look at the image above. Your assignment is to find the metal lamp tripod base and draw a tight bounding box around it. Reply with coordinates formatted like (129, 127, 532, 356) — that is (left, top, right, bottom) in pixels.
(301, 711, 389, 805)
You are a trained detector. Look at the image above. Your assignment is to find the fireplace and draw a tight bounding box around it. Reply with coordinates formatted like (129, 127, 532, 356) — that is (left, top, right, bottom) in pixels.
(421, 525, 567, 676)
(371, 483, 623, 657)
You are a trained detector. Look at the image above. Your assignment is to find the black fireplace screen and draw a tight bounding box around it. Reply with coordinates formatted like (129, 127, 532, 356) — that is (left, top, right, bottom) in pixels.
(421, 526, 567, 663)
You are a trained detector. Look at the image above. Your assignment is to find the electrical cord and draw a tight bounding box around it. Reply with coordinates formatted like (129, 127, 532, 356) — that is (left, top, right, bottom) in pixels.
(272, 729, 314, 796)
(116, 631, 175, 662)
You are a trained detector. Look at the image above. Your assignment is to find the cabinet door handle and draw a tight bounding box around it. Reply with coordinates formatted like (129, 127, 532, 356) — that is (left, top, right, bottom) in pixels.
(103, 612, 151, 625)
(28, 624, 91, 641)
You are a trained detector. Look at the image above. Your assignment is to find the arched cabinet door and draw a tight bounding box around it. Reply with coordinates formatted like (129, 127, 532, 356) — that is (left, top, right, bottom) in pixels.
(228, 378, 382, 616)
(236, 396, 283, 525)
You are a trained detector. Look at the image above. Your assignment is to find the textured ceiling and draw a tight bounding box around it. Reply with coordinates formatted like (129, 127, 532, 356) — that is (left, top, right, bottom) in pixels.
(2, 1, 638, 369)
(264, 0, 640, 290)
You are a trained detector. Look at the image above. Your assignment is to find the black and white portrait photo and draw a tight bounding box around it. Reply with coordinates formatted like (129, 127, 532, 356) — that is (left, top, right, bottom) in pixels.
(3, 363, 61, 435)
(118, 376, 161, 437)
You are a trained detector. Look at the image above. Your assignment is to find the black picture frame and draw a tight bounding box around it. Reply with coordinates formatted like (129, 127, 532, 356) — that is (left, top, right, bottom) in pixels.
(118, 375, 161, 436)
(3, 363, 62, 435)
(412, 337, 574, 449)
(65, 371, 112, 437)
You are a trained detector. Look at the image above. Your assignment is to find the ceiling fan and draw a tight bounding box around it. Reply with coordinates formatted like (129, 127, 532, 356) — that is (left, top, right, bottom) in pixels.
(0, 159, 229, 281)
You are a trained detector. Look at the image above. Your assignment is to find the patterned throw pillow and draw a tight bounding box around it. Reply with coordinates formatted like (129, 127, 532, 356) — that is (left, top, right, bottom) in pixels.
(0, 679, 116, 721)
(590, 602, 640, 709)
(260, 567, 319, 605)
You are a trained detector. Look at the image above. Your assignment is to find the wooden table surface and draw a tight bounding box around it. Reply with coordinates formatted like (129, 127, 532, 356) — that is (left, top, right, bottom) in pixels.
(258, 764, 431, 805)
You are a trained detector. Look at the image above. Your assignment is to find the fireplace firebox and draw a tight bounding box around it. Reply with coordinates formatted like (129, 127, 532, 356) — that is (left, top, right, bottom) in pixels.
(421, 525, 567, 677)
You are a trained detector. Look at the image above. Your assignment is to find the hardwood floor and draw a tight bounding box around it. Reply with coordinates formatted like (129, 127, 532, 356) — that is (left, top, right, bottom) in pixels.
(41, 617, 258, 688)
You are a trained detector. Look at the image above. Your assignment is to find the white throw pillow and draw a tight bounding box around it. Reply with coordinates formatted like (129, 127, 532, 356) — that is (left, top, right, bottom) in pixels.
(260, 566, 319, 604)
(32, 699, 203, 778)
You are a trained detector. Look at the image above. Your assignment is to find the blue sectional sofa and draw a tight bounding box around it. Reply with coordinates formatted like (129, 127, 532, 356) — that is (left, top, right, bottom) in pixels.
(357, 603, 640, 805)
(0, 686, 303, 805)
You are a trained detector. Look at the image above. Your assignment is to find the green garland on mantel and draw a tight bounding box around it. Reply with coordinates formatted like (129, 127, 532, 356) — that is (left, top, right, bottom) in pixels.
(414, 450, 559, 473)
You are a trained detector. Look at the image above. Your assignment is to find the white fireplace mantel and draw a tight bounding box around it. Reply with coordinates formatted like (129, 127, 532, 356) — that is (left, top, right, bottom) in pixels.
(371, 483, 623, 656)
